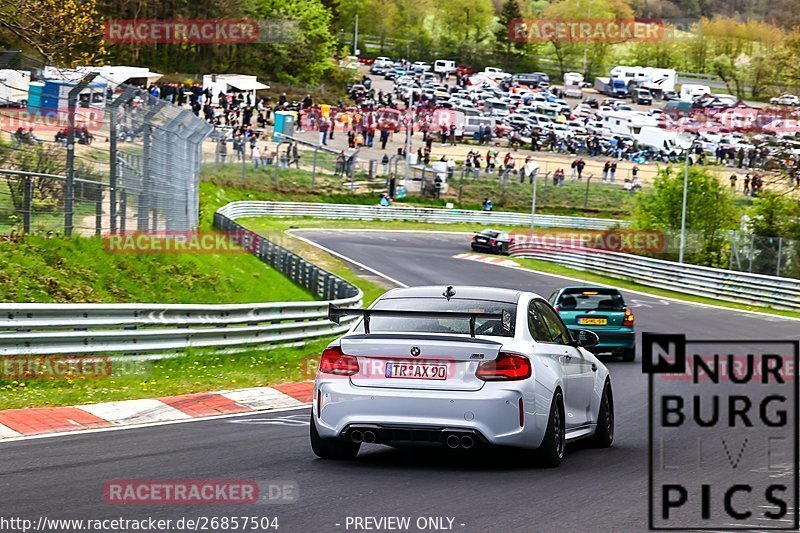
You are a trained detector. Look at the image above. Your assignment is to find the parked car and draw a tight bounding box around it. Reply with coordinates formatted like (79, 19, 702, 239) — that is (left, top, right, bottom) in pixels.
(584, 97, 599, 109)
(770, 94, 800, 106)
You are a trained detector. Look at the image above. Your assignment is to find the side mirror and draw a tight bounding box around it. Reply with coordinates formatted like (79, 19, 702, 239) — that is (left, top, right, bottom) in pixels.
(573, 329, 600, 349)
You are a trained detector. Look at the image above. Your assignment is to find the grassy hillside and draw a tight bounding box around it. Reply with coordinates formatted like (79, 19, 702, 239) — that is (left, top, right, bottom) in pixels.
(0, 234, 313, 303)
(202, 165, 633, 219)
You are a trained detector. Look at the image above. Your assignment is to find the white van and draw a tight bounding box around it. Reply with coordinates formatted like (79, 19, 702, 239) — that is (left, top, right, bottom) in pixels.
(434, 60, 456, 74)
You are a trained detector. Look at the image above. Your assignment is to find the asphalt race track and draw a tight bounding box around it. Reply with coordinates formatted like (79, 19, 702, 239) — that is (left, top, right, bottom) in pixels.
(2, 230, 798, 533)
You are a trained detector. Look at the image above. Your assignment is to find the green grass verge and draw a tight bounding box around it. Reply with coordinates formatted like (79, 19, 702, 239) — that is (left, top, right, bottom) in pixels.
(0, 234, 313, 303)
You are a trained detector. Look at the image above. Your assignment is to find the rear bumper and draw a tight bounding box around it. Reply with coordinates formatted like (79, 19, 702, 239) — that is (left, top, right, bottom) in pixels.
(313, 379, 547, 449)
(471, 242, 500, 253)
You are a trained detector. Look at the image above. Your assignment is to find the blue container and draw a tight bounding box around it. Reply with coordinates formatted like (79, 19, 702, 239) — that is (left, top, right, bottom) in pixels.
(41, 96, 59, 109)
(27, 94, 41, 108)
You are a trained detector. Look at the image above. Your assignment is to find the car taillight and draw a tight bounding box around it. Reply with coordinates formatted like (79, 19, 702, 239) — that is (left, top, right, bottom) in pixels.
(623, 308, 635, 326)
(476, 352, 532, 381)
(319, 346, 359, 376)
(489, 239, 495, 245)
(472, 235, 477, 241)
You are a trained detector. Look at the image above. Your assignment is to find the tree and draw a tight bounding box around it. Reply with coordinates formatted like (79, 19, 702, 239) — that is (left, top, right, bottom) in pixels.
(0, 0, 105, 66)
(244, 0, 336, 84)
(745, 191, 800, 276)
(631, 166, 740, 267)
(542, 0, 634, 78)
(435, 0, 495, 62)
(495, 0, 523, 65)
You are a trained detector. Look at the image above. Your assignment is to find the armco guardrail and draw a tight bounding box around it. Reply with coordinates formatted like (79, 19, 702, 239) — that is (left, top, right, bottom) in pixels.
(0, 211, 362, 356)
(216, 201, 625, 230)
(509, 238, 800, 311)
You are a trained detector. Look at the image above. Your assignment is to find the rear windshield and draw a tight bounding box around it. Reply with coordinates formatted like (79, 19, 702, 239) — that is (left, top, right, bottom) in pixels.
(480, 230, 500, 237)
(557, 289, 625, 311)
(357, 298, 516, 337)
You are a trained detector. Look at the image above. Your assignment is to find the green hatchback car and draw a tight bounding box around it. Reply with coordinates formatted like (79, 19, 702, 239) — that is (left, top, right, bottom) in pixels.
(549, 286, 636, 362)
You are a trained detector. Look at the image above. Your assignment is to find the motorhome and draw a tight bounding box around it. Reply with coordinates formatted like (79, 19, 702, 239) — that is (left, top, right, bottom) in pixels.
(0, 69, 30, 106)
(680, 84, 711, 101)
(636, 126, 679, 151)
(599, 110, 658, 138)
(434, 60, 456, 74)
(609, 66, 677, 94)
(563, 72, 584, 86)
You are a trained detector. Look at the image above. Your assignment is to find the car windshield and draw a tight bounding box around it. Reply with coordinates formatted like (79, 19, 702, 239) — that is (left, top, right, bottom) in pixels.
(558, 289, 626, 311)
(357, 298, 516, 337)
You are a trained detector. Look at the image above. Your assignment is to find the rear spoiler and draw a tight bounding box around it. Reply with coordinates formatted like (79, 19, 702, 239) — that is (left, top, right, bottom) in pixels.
(328, 305, 512, 338)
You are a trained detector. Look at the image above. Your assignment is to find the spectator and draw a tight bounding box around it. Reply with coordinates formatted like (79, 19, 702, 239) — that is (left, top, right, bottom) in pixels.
(576, 159, 586, 179)
(252, 144, 262, 169)
(482, 198, 493, 211)
(609, 161, 617, 183)
(217, 137, 228, 165)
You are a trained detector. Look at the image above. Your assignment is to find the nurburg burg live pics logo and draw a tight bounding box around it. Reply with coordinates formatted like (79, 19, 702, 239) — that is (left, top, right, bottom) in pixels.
(643, 332, 799, 530)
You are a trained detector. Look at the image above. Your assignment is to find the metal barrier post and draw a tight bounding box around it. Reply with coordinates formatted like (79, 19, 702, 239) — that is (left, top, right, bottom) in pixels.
(311, 147, 319, 191)
(119, 190, 127, 233)
(584, 175, 593, 209)
(275, 141, 288, 188)
(22, 175, 32, 233)
(95, 186, 103, 236)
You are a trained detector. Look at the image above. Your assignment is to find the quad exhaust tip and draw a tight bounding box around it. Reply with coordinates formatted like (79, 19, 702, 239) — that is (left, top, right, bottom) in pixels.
(460, 435, 474, 449)
(351, 430, 364, 443)
(363, 430, 376, 443)
(446, 435, 461, 449)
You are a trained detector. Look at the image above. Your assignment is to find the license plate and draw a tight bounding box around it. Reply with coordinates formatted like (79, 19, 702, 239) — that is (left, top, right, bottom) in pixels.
(476, 238, 487, 243)
(385, 362, 447, 380)
(578, 317, 607, 325)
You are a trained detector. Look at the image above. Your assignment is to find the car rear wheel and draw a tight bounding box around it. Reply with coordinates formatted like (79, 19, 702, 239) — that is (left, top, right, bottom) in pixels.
(621, 348, 635, 362)
(592, 381, 614, 448)
(310, 415, 360, 460)
(535, 390, 565, 467)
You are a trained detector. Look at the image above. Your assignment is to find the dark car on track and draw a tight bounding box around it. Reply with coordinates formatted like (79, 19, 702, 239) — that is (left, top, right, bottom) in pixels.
(470, 229, 511, 254)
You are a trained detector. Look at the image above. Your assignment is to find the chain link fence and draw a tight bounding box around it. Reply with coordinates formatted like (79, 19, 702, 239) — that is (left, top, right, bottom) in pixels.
(729, 231, 800, 279)
(0, 51, 212, 235)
